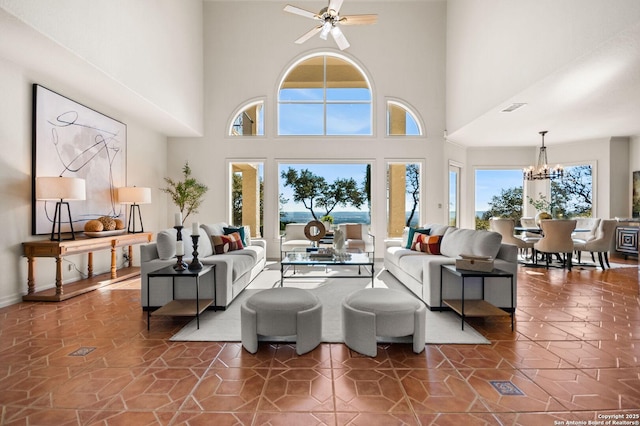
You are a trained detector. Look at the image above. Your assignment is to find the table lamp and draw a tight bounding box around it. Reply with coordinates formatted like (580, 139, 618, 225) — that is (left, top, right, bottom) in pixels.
(117, 186, 151, 233)
(36, 176, 86, 241)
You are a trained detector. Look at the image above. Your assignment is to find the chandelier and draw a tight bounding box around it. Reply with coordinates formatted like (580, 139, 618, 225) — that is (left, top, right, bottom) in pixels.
(523, 131, 563, 181)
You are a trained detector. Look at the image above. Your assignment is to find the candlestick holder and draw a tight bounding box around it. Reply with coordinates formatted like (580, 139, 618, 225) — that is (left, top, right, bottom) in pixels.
(174, 255, 187, 271)
(188, 234, 203, 271)
(173, 225, 188, 270)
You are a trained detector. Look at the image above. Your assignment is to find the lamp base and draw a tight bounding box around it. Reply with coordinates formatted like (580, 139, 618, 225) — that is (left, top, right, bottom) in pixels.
(50, 201, 76, 242)
(127, 203, 144, 233)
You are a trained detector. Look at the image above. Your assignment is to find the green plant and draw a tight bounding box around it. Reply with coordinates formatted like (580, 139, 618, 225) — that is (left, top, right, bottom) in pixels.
(161, 162, 208, 225)
(320, 214, 334, 224)
(527, 193, 552, 212)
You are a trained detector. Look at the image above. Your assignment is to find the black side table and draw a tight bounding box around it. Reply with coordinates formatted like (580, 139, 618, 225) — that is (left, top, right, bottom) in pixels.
(440, 264, 514, 331)
(147, 264, 216, 330)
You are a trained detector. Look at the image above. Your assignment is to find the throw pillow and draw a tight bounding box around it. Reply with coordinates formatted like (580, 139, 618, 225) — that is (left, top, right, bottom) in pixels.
(224, 226, 247, 247)
(211, 232, 244, 254)
(405, 227, 430, 249)
(411, 234, 442, 255)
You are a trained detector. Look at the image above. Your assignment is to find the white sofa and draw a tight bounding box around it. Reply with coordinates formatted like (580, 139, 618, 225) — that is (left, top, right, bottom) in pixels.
(384, 224, 518, 310)
(140, 222, 266, 310)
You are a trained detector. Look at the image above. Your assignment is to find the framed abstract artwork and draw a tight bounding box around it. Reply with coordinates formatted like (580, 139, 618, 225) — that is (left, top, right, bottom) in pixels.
(633, 171, 640, 218)
(32, 84, 127, 235)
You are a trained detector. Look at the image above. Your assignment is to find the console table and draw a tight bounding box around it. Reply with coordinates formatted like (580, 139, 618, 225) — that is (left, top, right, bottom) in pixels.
(22, 232, 152, 302)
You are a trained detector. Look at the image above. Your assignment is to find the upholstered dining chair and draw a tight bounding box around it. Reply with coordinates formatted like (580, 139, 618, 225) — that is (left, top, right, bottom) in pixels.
(573, 219, 617, 269)
(533, 219, 577, 270)
(519, 217, 542, 245)
(572, 217, 601, 263)
(489, 217, 534, 259)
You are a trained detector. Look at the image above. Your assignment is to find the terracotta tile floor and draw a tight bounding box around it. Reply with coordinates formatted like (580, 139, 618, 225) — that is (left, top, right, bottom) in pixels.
(1, 261, 639, 425)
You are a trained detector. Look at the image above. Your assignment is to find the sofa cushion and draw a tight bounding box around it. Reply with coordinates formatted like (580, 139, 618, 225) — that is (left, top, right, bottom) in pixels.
(211, 232, 243, 254)
(202, 222, 229, 238)
(405, 227, 430, 249)
(411, 234, 442, 254)
(387, 246, 426, 265)
(440, 227, 502, 259)
(156, 229, 177, 260)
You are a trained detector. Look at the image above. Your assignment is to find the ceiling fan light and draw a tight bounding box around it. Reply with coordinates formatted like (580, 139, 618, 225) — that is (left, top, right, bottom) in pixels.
(320, 21, 332, 39)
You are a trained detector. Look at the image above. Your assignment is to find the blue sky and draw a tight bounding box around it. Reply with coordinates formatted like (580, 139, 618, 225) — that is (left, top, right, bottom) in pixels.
(475, 169, 523, 211)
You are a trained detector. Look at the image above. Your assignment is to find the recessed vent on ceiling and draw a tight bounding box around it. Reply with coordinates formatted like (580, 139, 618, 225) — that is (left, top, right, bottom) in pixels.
(501, 103, 527, 113)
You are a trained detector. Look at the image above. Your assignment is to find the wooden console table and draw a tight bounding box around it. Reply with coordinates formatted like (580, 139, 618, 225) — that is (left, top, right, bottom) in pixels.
(22, 232, 152, 302)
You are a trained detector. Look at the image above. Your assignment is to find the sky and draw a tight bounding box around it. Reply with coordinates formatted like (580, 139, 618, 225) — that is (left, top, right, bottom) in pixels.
(475, 169, 523, 212)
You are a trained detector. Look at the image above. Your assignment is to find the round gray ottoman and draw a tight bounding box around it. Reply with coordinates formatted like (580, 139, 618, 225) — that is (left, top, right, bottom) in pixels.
(342, 288, 426, 357)
(241, 287, 322, 355)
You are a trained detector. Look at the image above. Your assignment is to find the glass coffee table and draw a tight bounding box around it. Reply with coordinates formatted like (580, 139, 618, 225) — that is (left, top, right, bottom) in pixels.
(280, 248, 374, 287)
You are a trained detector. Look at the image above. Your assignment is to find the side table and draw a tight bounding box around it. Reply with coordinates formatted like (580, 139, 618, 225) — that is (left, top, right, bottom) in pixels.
(440, 264, 514, 331)
(147, 264, 216, 330)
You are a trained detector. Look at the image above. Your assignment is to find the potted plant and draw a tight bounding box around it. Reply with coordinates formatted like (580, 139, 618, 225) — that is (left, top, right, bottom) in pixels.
(527, 193, 553, 226)
(161, 162, 208, 225)
(320, 214, 334, 232)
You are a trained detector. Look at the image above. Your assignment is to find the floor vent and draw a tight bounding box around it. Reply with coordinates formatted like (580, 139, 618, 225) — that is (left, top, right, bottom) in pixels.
(490, 380, 525, 396)
(68, 347, 96, 357)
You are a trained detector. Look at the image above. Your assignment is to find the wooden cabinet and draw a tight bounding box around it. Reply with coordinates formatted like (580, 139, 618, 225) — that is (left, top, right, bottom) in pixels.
(616, 226, 639, 258)
(23, 232, 152, 301)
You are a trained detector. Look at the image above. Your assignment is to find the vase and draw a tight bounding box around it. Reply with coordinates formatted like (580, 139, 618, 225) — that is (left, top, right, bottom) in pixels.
(535, 212, 552, 227)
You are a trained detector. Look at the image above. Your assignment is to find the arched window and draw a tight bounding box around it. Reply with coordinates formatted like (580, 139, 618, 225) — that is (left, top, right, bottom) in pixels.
(278, 53, 372, 136)
(229, 100, 264, 136)
(387, 100, 422, 136)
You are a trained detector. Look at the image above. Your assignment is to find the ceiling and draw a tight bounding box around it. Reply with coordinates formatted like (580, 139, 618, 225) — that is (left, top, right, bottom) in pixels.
(448, 19, 640, 148)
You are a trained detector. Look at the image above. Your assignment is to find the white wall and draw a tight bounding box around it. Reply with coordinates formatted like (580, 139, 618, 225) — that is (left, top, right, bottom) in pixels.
(0, 0, 200, 306)
(167, 1, 448, 259)
(446, 0, 640, 134)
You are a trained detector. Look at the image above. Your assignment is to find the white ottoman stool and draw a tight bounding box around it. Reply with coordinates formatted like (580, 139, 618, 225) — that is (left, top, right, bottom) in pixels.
(342, 288, 426, 357)
(241, 287, 322, 355)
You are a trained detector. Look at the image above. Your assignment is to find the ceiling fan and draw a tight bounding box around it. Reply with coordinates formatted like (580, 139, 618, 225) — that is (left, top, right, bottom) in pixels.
(284, 0, 378, 50)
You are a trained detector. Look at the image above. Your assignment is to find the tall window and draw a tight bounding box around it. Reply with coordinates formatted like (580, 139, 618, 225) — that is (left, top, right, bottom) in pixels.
(278, 54, 372, 136)
(449, 164, 461, 227)
(230, 162, 264, 237)
(387, 162, 421, 237)
(475, 169, 523, 230)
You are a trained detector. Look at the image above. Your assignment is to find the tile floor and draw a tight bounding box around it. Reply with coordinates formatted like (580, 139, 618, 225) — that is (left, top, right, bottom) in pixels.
(0, 261, 639, 425)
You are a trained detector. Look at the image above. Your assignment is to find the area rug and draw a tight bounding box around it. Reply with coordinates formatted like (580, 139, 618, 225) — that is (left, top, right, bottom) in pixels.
(171, 263, 490, 345)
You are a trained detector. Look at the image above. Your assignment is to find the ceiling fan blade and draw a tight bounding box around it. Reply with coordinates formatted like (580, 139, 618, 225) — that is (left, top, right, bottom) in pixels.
(295, 26, 322, 44)
(284, 4, 319, 20)
(331, 26, 350, 50)
(328, 0, 344, 14)
(339, 14, 378, 25)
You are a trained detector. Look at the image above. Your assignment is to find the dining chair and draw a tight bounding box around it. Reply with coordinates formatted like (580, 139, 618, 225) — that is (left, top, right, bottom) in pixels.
(573, 219, 617, 269)
(489, 217, 534, 259)
(519, 217, 541, 244)
(572, 217, 601, 263)
(534, 219, 577, 270)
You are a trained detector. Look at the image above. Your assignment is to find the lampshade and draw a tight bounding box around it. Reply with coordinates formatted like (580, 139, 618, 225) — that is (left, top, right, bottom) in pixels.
(117, 187, 151, 204)
(36, 177, 86, 201)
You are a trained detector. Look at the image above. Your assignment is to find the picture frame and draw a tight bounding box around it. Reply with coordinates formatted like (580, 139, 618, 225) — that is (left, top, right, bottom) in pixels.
(32, 84, 127, 235)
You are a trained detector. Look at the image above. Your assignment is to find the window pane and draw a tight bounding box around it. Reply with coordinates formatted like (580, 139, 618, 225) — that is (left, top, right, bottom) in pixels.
(230, 162, 264, 237)
(386, 162, 420, 237)
(327, 88, 371, 101)
(230, 102, 264, 136)
(387, 101, 421, 136)
(449, 168, 459, 227)
(475, 169, 523, 230)
(550, 164, 592, 217)
(279, 163, 371, 231)
(327, 104, 371, 135)
(278, 104, 324, 135)
(279, 88, 324, 102)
